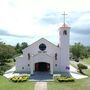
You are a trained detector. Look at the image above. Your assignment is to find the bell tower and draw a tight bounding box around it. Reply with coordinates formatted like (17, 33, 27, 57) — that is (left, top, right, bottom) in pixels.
(58, 12, 71, 72)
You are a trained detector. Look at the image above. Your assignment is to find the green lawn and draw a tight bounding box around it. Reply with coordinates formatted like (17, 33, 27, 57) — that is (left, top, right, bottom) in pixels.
(48, 69, 90, 90)
(82, 57, 90, 64)
(0, 76, 35, 90)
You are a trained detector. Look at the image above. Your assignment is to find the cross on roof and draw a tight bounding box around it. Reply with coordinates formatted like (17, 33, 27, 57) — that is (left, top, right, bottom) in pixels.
(62, 12, 67, 24)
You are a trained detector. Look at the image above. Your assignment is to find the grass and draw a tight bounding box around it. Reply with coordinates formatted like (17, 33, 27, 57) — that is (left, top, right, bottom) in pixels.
(48, 69, 90, 90)
(0, 59, 35, 90)
(0, 75, 35, 90)
(82, 57, 90, 64)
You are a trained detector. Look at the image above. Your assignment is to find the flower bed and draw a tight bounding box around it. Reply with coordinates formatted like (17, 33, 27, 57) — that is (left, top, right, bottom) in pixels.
(10, 75, 29, 82)
(54, 76, 75, 82)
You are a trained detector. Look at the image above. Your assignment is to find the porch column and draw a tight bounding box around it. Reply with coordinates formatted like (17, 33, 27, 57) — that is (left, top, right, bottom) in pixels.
(50, 62, 53, 74)
(31, 60, 34, 75)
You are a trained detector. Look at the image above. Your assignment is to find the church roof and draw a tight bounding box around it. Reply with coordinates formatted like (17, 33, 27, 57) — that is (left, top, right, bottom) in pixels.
(59, 23, 71, 30)
(22, 38, 59, 51)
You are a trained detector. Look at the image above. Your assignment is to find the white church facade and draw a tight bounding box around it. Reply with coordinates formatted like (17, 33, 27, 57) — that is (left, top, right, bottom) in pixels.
(15, 23, 71, 75)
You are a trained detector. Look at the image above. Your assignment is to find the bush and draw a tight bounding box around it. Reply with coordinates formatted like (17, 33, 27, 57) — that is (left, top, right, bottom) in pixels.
(0, 70, 4, 75)
(77, 63, 88, 74)
(54, 76, 75, 82)
(10, 75, 29, 82)
(77, 63, 88, 69)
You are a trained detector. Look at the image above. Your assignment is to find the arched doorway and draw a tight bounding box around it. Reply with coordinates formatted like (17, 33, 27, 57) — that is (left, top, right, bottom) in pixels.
(35, 62, 50, 72)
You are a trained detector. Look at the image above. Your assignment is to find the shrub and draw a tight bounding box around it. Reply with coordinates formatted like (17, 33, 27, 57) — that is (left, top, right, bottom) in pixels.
(77, 63, 88, 69)
(77, 63, 88, 74)
(10, 75, 29, 82)
(54, 76, 75, 82)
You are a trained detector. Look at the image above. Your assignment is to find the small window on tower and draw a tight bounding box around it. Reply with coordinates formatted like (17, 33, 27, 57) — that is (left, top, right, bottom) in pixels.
(28, 53, 30, 60)
(63, 30, 67, 35)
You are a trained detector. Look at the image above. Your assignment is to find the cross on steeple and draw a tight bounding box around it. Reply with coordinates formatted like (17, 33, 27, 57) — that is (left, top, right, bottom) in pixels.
(62, 12, 67, 24)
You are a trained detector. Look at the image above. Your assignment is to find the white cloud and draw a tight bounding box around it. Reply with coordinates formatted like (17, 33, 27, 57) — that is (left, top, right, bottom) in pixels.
(0, 0, 90, 45)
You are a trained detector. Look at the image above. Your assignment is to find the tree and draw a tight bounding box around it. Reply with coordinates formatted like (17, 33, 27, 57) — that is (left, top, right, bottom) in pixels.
(70, 43, 88, 62)
(0, 44, 16, 65)
(21, 42, 28, 50)
(15, 42, 28, 54)
(15, 43, 22, 53)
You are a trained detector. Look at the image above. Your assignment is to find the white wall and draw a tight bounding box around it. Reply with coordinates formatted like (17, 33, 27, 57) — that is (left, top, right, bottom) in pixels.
(16, 38, 61, 73)
(59, 26, 70, 73)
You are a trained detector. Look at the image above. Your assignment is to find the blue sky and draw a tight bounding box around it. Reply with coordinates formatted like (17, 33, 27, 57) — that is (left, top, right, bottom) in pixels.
(0, 0, 90, 46)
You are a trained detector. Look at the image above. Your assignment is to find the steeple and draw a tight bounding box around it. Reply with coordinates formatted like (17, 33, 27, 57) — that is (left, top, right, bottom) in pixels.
(58, 12, 71, 73)
(58, 12, 70, 30)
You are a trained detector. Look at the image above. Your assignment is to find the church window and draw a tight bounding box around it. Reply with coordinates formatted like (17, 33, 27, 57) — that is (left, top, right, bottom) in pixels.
(28, 64, 30, 66)
(28, 53, 30, 60)
(63, 30, 67, 35)
(55, 53, 57, 60)
(55, 64, 57, 67)
(22, 67, 24, 69)
(39, 43, 46, 51)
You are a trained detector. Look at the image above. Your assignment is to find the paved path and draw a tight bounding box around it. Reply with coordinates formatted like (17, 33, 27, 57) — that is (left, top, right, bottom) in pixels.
(70, 65, 88, 79)
(30, 72, 53, 81)
(34, 82, 47, 90)
(4, 65, 88, 80)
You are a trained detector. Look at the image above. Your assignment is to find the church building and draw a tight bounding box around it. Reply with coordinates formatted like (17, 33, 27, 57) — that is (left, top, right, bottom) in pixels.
(15, 22, 71, 75)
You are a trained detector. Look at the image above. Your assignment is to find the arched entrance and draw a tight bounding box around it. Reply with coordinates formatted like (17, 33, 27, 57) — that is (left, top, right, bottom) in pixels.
(35, 62, 50, 72)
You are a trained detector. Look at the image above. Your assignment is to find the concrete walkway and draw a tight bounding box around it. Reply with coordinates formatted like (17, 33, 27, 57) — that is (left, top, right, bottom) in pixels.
(34, 82, 47, 90)
(3, 65, 88, 80)
(3, 66, 30, 78)
(70, 65, 88, 79)
(30, 72, 53, 81)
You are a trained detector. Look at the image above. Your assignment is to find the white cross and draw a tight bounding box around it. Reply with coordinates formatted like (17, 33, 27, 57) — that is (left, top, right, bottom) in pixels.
(62, 12, 67, 24)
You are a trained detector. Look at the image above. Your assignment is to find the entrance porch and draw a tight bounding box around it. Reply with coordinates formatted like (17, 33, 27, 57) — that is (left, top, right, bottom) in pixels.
(35, 62, 50, 72)
(30, 53, 53, 75)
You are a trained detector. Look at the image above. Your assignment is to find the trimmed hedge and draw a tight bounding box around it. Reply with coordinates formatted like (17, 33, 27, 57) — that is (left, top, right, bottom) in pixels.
(54, 76, 75, 82)
(77, 63, 88, 74)
(77, 63, 88, 69)
(10, 75, 29, 82)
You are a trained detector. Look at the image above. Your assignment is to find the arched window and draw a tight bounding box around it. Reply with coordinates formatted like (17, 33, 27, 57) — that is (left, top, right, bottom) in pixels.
(28, 53, 30, 60)
(63, 30, 67, 35)
(55, 53, 57, 60)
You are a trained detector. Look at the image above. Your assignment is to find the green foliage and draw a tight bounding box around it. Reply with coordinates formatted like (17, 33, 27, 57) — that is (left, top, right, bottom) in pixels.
(0, 41, 28, 75)
(15, 42, 28, 54)
(87, 46, 90, 57)
(0, 43, 16, 65)
(15, 43, 22, 53)
(77, 63, 88, 74)
(77, 63, 88, 69)
(0, 64, 12, 75)
(21, 42, 28, 49)
(10, 75, 29, 82)
(70, 43, 88, 61)
(54, 76, 75, 82)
